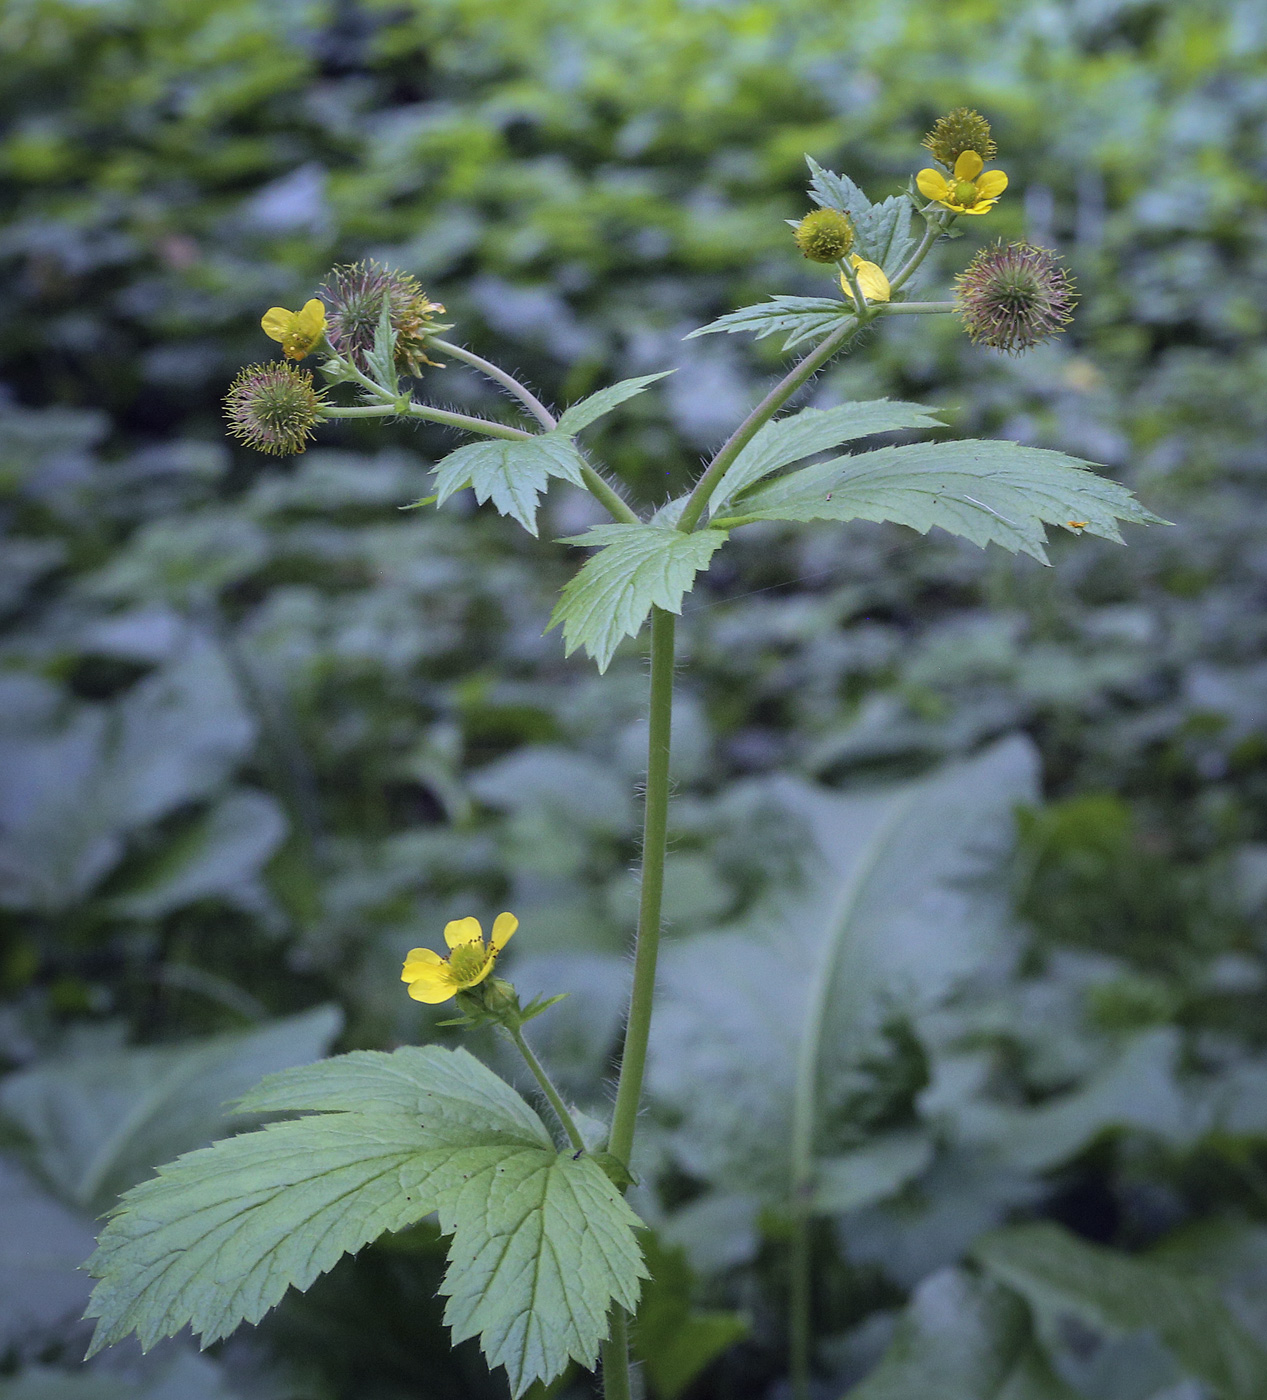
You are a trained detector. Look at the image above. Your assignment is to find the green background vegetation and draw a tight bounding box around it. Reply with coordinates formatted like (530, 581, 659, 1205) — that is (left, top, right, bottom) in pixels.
(3, 0, 1267, 1396)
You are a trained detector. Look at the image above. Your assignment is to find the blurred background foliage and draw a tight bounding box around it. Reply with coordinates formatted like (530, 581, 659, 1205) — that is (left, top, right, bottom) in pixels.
(3, 0, 1267, 1396)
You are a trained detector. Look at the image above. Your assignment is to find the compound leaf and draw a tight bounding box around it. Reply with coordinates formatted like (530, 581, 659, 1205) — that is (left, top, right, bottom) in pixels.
(685, 295, 853, 351)
(556, 372, 673, 435)
(85, 1047, 645, 1398)
(805, 158, 917, 273)
(428, 432, 588, 535)
(548, 524, 728, 672)
(730, 439, 1166, 563)
(707, 400, 945, 515)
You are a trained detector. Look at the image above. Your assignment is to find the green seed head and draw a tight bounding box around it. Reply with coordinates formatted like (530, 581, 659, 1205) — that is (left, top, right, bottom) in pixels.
(224, 362, 325, 456)
(794, 208, 855, 263)
(922, 107, 997, 170)
(953, 181, 979, 206)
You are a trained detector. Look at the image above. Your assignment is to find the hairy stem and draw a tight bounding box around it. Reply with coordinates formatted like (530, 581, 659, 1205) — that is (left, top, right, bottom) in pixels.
(508, 1025, 585, 1152)
(601, 606, 676, 1398)
(876, 300, 957, 315)
(430, 337, 558, 430)
(676, 317, 862, 532)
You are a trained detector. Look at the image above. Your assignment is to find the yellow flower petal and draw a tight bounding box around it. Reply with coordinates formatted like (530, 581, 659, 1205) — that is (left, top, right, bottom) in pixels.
(916, 169, 951, 202)
(444, 916, 484, 949)
(851, 257, 891, 303)
(407, 968, 460, 1003)
(261, 307, 293, 342)
(295, 298, 326, 338)
(401, 947, 444, 982)
(975, 170, 1008, 200)
(491, 912, 518, 950)
(954, 149, 984, 181)
(958, 202, 998, 215)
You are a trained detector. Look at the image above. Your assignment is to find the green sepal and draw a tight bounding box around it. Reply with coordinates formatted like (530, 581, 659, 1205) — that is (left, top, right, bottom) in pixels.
(364, 299, 399, 395)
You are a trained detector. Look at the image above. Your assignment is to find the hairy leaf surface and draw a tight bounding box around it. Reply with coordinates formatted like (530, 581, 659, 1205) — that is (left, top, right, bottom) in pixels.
(429, 432, 587, 535)
(85, 1046, 645, 1397)
(556, 372, 673, 434)
(549, 524, 728, 672)
(707, 400, 945, 515)
(732, 440, 1166, 562)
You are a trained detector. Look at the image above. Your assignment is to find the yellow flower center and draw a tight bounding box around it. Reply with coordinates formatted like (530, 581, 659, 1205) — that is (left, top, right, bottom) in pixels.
(448, 941, 490, 984)
(953, 181, 979, 207)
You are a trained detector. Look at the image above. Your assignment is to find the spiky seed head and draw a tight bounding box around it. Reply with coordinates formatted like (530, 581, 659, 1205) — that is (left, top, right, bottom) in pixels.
(955, 241, 1078, 354)
(224, 362, 325, 456)
(319, 261, 450, 376)
(794, 208, 855, 263)
(922, 108, 997, 170)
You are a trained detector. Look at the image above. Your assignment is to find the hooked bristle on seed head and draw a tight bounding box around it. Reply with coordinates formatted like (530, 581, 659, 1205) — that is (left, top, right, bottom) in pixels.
(955, 241, 1077, 354)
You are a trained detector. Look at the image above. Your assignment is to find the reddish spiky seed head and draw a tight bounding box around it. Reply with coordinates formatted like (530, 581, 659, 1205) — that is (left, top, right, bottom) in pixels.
(955, 241, 1077, 354)
(319, 261, 449, 376)
(224, 362, 325, 456)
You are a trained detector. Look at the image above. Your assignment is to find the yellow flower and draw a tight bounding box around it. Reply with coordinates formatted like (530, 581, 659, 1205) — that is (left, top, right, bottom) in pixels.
(400, 913, 518, 1004)
(840, 255, 891, 304)
(916, 150, 1008, 216)
(261, 298, 327, 360)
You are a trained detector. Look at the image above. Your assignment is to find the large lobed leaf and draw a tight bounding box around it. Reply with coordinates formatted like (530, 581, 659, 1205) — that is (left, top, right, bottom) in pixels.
(85, 1046, 646, 1398)
(976, 1223, 1267, 1400)
(428, 431, 588, 535)
(706, 399, 946, 515)
(548, 524, 728, 672)
(727, 439, 1167, 563)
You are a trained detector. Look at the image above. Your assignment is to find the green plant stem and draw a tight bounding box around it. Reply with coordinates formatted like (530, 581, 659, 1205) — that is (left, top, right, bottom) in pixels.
(877, 300, 957, 314)
(430, 338, 558, 430)
(508, 1025, 585, 1152)
(602, 1313, 633, 1400)
(429, 339, 641, 525)
(601, 605, 676, 1400)
(786, 790, 916, 1400)
(676, 317, 862, 532)
(888, 216, 944, 294)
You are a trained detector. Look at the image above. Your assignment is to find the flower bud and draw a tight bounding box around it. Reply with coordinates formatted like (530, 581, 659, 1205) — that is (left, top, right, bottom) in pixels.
(320, 261, 450, 376)
(793, 208, 855, 263)
(224, 362, 325, 456)
(955, 241, 1077, 354)
(922, 108, 997, 170)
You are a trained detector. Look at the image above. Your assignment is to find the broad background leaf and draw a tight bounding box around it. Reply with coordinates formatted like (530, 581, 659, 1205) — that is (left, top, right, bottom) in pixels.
(847, 1268, 1078, 1400)
(647, 738, 1037, 1198)
(0, 1006, 340, 1214)
(976, 1223, 1267, 1400)
(733, 439, 1167, 563)
(548, 524, 728, 672)
(429, 432, 588, 535)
